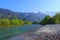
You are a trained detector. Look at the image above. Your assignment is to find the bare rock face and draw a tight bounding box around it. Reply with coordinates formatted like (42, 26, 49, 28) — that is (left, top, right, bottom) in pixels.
(8, 24, 60, 40)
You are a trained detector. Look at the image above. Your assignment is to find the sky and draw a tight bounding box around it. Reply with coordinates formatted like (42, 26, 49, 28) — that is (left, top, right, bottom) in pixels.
(0, 0, 60, 16)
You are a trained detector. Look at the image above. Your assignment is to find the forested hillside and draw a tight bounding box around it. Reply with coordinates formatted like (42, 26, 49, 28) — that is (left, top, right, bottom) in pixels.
(0, 8, 32, 27)
(40, 12, 60, 25)
(0, 8, 46, 27)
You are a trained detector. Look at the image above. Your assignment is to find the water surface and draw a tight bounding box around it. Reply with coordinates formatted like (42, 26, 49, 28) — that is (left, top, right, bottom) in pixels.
(0, 24, 42, 40)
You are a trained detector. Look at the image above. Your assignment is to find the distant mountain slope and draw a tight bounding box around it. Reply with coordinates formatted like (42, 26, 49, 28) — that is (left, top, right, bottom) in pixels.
(0, 8, 19, 19)
(0, 8, 46, 22)
(17, 12, 46, 22)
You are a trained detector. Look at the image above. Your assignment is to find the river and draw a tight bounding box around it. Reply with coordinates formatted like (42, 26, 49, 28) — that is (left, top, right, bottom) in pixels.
(0, 24, 42, 40)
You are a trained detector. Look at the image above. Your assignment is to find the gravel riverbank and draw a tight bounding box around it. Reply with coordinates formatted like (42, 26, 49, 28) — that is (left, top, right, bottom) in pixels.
(6, 24, 60, 40)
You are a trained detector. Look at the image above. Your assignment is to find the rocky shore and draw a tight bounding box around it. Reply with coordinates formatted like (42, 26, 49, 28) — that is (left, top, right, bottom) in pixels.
(7, 24, 60, 40)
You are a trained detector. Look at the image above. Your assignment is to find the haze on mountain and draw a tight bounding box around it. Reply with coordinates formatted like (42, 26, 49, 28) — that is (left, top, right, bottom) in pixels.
(0, 8, 47, 22)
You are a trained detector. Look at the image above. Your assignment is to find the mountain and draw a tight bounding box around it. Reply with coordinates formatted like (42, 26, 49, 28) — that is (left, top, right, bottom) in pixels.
(17, 12, 46, 22)
(0, 8, 20, 19)
(0, 8, 46, 22)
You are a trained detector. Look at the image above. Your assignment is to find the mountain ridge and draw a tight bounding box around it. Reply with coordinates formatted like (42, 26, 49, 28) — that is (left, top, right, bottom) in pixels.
(0, 8, 47, 22)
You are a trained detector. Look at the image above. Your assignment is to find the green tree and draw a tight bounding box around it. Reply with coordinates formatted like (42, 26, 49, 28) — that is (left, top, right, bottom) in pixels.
(40, 16, 52, 25)
(24, 21, 32, 25)
(0, 19, 10, 27)
(19, 19, 24, 26)
(54, 19, 60, 24)
(9, 19, 24, 26)
(53, 13, 60, 24)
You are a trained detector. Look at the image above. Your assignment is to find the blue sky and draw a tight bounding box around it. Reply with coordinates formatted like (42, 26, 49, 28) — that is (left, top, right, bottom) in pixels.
(0, 0, 60, 16)
(0, 0, 60, 12)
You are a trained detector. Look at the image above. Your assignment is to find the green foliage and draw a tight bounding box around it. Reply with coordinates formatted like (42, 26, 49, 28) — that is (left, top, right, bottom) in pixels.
(54, 19, 60, 24)
(8, 19, 24, 26)
(53, 13, 60, 24)
(40, 13, 60, 25)
(54, 12, 60, 20)
(24, 21, 32, 25)
(0, 19, 10, 26)
(0, 19, 32, 28)
(40, 16, 52, 25)
(10, 19, 20, 25)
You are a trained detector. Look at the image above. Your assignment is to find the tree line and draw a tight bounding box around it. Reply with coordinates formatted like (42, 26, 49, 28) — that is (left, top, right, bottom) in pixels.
(0, 19, 32, 27)
(32, 12, 60, 25)
(40, 12, 60, 25)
